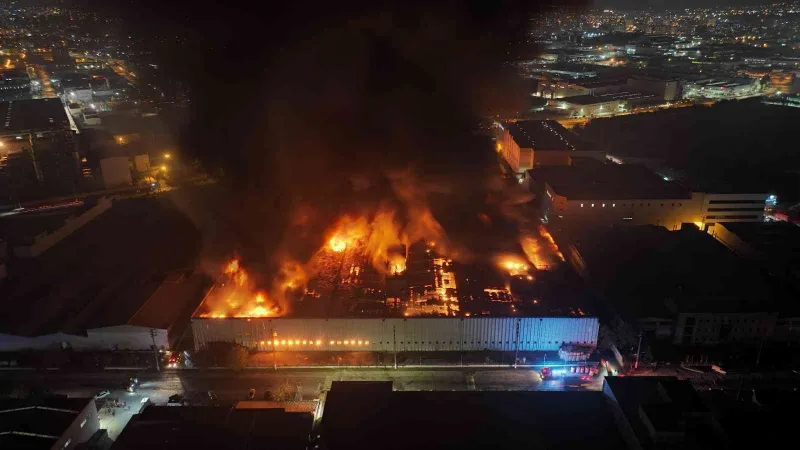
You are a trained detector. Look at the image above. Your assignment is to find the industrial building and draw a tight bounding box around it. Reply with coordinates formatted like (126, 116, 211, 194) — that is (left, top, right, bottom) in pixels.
(0, 98, 79, 202)
(496, 120, 603, 173)
(320, 381, 637, 450)
(0, 195, 207, 352)
(683, 78, 760, 99)
(0, 397, 100, 450)
(527, 159, 769, 230)
(191, 316, 599, 353)
(602, 377, 728, 449)
(551, 91, 658, 117)
(113, 401, 315, 450)
(567, 225, 797, 345)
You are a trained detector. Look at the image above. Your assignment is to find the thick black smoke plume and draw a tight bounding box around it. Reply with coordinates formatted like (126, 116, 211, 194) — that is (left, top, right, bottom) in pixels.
(94, 1, 588, 275)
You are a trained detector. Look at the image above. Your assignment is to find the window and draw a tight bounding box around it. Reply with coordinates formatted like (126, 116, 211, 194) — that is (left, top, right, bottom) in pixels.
(591, 203, 595, 207)
(612, 203, 615, 207)
(602, 203, 605, 207)
(580, 203, 584, 207)
(80, 418, 87, 428)
(63, 439, 71, 449)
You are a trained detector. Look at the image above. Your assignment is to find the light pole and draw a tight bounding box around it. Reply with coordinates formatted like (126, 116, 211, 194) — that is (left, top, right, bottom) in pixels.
(149, 329, 160, 372)
(634, 331, 643, 370)
(272, 330, 277, 371)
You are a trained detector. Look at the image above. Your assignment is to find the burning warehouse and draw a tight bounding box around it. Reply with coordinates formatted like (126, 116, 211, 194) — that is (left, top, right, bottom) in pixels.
(191, 215, 598, 353)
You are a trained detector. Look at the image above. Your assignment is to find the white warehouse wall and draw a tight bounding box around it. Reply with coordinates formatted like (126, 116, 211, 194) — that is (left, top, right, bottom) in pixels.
(192, 317, 599, 352)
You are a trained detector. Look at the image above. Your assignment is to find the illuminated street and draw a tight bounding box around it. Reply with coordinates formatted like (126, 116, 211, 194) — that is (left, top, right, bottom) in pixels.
(33, 65, 57, 98)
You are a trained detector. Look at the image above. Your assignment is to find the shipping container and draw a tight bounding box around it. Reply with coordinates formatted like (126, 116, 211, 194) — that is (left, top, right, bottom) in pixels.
(191, 317, 599, 352)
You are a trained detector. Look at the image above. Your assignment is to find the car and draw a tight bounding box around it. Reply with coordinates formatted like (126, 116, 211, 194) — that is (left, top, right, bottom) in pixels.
(94, 390, 111, 400)
(247, 389, 256, 400)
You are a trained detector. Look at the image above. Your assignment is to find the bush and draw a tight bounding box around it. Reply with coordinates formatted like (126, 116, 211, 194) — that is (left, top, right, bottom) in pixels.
(194, 342, 250, 369)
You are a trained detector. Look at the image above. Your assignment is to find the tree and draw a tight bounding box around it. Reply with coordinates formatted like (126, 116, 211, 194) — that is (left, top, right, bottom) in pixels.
(271, 379, 300, 401)
(598, 317, 638, 351)
(194, 342, 250, 369)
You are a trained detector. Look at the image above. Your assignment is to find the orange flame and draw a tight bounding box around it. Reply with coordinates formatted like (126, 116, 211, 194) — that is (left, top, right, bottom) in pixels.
(201, 259, 281, 318)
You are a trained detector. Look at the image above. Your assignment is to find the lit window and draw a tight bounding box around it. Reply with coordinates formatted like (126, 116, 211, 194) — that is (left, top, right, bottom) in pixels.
(64, 439, 71, 448)
(267, 341, 272, 345)
(295, 340, 300, 345)
(80, 418, 87, 428)
(602, 204, 605, 207)
(358, 340, 363, 345)
(580, 203, 584, 207)
(329, 340, 335, 345)
(302, 340, 307, 345)
(612, 203, 615, 207)
(259, 341, 265, 345)
(280, 340, 286, 345)
(343, 340, 349, 345)
(591, 204, 595, 207)
(365, 341, 369, 345)
(316, 340, 321, 345)
(287, 341, 293, 346)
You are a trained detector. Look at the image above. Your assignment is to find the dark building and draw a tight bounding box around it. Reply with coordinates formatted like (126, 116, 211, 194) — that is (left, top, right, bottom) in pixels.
(0, 68, 33, 101)
(320, 381, 637, 450)
(568, 225, 797, 346)
(112, 402, 315, 450)
(603, 376, 728, 449)
(0, 397, 100, 450)
(0, 98, 79, 202)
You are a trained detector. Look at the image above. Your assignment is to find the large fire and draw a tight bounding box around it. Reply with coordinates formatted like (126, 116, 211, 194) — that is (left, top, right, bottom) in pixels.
(201, 259, 283, 318)
(520, 225, 564, 271)
(321, 206, 420, 276)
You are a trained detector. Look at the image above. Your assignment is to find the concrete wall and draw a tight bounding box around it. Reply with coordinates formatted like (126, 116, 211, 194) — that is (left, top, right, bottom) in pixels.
(192, 317, 600, 353)
(542, 186, 699, 231)
(673, 312, 777, 345)
(0, 326, 168, 352)
(497, 126, 522, 173)
(695, 192, 767, 224)
(52, 399, 100, 450)
(100, 156, 132, 188)
(13, 197, 113, 258)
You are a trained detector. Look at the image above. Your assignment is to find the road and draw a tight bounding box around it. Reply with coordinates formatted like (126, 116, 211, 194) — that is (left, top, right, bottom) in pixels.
(33, 65, 57, 98)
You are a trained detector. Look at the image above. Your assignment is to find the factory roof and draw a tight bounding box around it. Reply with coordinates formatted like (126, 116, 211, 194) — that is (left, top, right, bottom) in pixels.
(562, 91, 657, 105)
(322, 381, 633, 450)
(505, 119, 585, 151)
(604, 377, 722, 449)
(0, 98, 70, 134)
(113, 404, 313, 450)
(717, 221, 800, 258)
(0, 195, 203, 337)
(572, 225, 789, 319)
(0, 397, 92, 450)
(530, 162, 691, 200)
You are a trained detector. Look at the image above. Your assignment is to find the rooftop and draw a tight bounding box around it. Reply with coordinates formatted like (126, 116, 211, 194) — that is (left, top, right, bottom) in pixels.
(505, 119, 586, 151)
(604, 376, 723, 450)
(562, 91, 658, 105)
(0, 397, 92, 450)
(530, 162, 690, 201)
(573, 226, 787, 319)
(0, 98, 70, 135)
(716, 221, 800, 262)
(113, 404, 313, 450)
(321, 381, 632, 450)
(0, 195, 203, 337)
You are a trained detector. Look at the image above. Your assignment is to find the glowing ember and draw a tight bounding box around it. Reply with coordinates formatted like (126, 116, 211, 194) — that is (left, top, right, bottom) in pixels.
(329, 236, 347, 252)
(496, 255, 530, 277)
